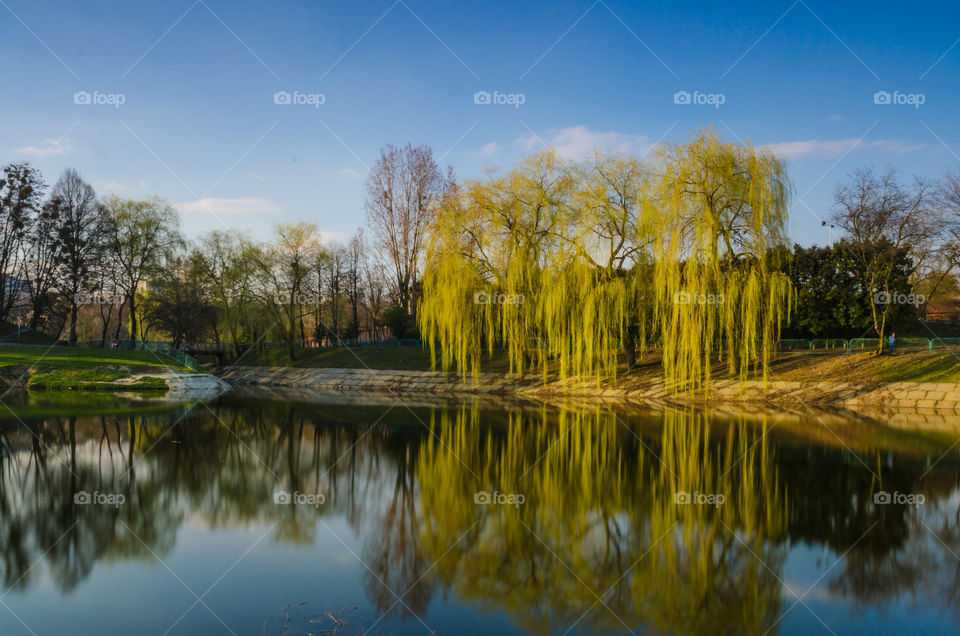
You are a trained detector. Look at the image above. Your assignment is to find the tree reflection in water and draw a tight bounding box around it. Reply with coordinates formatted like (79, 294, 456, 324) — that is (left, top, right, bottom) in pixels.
(0, 394, 958, 635)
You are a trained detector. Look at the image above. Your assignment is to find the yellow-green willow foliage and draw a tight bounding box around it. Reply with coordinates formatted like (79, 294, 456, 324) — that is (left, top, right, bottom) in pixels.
(419, 151, 653, 384)
(636, 409, 787, 634)
(419, 129, 792, 390)
(413, 404, 787, 635)
(653, 131, 793, 388)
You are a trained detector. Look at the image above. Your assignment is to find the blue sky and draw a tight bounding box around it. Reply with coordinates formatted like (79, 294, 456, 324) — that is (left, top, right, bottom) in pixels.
(2, 0, 958, 245)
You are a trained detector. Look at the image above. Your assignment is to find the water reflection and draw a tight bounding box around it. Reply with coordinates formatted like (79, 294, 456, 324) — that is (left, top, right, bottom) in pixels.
(0, 393, 958, 635)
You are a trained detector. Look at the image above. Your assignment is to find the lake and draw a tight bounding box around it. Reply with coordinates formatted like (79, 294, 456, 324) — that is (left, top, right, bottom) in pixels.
(1, 387, 958, 635)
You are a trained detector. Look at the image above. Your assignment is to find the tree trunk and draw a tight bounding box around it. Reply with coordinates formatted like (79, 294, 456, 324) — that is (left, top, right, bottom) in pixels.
(69, 301, 79, 345)
(129, 296, 138, 344)
(623, 326, 636, 370)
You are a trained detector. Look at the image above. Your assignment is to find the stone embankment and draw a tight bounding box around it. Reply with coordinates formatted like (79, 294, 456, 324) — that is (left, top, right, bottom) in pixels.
(219, 366, 960, 414)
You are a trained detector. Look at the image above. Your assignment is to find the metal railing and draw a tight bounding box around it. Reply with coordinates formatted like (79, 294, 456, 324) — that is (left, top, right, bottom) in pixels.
(78, 336, 957, 361)
(78, 339, 200, 372)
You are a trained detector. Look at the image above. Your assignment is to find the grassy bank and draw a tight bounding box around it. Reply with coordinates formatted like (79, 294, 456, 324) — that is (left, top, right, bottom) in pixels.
(0, 345, 186, 391)
(237, 346, 960, 385)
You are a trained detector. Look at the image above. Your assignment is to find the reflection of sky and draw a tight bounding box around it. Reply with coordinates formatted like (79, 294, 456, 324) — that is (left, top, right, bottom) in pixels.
(0, 515, 531, 636)
(778, 490, 960, 636)
(5, 403, 960, 635)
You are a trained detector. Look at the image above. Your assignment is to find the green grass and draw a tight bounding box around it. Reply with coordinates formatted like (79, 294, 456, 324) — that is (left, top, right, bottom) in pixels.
(0, 345, 178, 370)
(0, 344, 186, 391)
(26, 368, 168, 391)
(869, 352, 960, 383)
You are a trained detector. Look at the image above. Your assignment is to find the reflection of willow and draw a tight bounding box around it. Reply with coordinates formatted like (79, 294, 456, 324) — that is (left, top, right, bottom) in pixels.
(415, 406, 787, 635)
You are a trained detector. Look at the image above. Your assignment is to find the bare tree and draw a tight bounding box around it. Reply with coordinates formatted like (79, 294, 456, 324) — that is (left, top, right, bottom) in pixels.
(832, 167, 939, 353)
(24, 194, 62, 330)
(364, 144, 444, 316)
(323, 242, 346, 340)
(52, 168, 109, 345)
(346, 231, 364, 339)
(0, 163, 44, 321)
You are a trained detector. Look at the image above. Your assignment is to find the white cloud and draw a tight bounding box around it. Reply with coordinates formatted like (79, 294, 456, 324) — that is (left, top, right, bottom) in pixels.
(761, 138, 926, 160)
(481, 142, 499, 156)
(317, 231, 350, 245)
(871, 139, 926, 154)
(176, 197, 281, 216)
(16, 138, 73, 157)
(336, 166, 363, 179)
(514, 125, 652, 160)
(101, 181, 126, 191)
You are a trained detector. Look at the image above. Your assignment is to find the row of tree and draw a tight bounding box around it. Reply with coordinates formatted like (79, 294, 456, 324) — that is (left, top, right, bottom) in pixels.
(0, 143, 441, 350)
(5, 131, 960, 382)
(0, 165, 179, 344)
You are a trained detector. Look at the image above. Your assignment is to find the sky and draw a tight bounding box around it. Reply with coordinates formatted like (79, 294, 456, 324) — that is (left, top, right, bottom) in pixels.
(1, 0, 958, 246)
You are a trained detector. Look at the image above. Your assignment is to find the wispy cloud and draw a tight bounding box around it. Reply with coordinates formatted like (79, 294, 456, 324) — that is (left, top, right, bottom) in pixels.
(336, 166, 363, 179)
(176, 197, 280, 216)
(762, 138, 926, 160)
(317, 230, 350, 245)
(16, 138, 73, 157)
(514, 125, 652, 160)
(481, 141, 499, 156)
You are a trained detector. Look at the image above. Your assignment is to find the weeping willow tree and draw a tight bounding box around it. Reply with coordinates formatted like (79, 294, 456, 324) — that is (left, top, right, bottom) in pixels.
(419, 129, 792, 390)
(653, 131, 794, 388)
(419, 151, 654, 384)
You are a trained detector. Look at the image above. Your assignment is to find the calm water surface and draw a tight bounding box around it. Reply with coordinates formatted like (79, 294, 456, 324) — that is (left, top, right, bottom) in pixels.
(1, 388, 959, 635)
